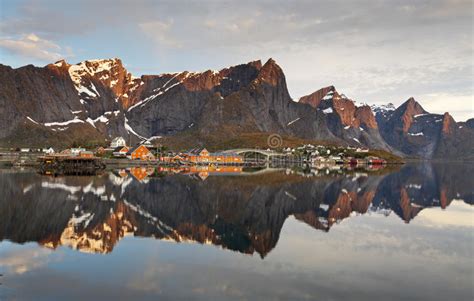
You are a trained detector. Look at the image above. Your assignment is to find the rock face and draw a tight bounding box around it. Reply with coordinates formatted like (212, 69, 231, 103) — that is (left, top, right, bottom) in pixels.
(0, 57, 472, 159)
(298, 85, 391, 151)
(374, 98, 474, 159)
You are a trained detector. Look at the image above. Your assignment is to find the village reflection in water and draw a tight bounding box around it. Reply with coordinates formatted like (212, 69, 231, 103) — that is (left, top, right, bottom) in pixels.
(0, 163, 472, 257)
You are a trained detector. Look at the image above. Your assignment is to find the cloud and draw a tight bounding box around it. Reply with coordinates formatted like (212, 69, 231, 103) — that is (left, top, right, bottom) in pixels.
(0, 0, 472, 120)
(0, 33, 73, 62)
(139, 20, 182, 48)
(0, 246, 52, 274)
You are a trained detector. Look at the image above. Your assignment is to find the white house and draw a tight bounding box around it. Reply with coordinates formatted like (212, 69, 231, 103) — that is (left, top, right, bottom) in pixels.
(42, 147, 55, 154)
(110, 137, 127, 148)
(70, 148, 86, 156)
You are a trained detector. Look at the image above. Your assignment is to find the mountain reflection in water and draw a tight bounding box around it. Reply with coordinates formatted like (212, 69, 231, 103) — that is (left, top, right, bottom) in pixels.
(0, 163, 472, 257)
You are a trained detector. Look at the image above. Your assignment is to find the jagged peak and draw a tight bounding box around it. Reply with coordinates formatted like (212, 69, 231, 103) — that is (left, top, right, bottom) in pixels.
(248, 59, 263, 70)
(46, 59, 70, 72)
(264, 57, 276, 65)
(52, 59, 68, 67)
(397, 97, 428, 116)
(256, 58, 285, 86)
(401, 97, 417, 108)
(298, 85, 338, 108)
(81, 57, 122, 64)
(261, 57, 282, 72)
(441, 112, 456, 134)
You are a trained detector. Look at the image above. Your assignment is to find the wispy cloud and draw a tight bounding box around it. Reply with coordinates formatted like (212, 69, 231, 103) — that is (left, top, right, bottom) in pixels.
(0, 245, 52, 274)
(139, 20, 182, 48)
(0, 33, 73, 62)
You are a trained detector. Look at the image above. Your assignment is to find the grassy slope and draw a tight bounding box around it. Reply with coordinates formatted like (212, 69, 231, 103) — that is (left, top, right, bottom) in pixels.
(157, 130, 404, 162)
(0, 122, 106, 149)
(158, 130, 341, 152)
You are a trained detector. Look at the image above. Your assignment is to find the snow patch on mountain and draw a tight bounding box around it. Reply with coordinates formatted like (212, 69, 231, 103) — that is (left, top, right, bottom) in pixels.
(370, 103, 396, 116)
(287, 117, 301, 126)
(408, 132, 424, 136)
(323, 107, 333, 114)
(44, 117, 84, 127)
(41, 182, 82, 194)
(322, 91, 334, 101)
(124, 116, 146, 140)
(128, 75, 182, 112)
(26, 116, 39, 125)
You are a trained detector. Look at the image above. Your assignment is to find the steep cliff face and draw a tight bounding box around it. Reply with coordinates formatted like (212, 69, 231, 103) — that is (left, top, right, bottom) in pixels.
(374, 98, 474, 159)
(0, 57, 472, 158)
(297, 86, 391, 150)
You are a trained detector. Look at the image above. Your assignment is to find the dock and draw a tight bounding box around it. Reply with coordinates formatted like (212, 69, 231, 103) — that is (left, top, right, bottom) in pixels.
(37, 155, 105, 175)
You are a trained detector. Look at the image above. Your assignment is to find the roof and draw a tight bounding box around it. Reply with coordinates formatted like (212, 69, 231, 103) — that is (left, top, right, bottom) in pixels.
(212, 152, 240, 156)
(113, 146, 128, 152)
(126, 144, 149, 155)
(112, 136, 125, 142)
(185, 147, 208, 155)
(182, 148, 241, 157)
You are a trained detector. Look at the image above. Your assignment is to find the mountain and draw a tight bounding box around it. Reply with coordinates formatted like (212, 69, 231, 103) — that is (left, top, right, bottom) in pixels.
(374, 98, 474, 159)
(0, 58, 472, 159)
(297, 85, 392, 151)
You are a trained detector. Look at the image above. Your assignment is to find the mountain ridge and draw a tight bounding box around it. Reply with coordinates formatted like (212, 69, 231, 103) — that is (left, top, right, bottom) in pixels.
(0, 57, 472, 159)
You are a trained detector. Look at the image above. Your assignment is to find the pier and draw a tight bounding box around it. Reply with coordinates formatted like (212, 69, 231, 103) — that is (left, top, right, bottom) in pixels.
(37, 155, 105, 175)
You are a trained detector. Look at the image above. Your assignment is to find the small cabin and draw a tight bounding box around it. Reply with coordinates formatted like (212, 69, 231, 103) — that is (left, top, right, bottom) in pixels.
(42, 147, 55, 154)
(181, 148, 243, 165)
(79, 151, 94, 158)
(60, 149, 72, 155)
(127, 145, 155, 161)
(70, 148, 86, 156)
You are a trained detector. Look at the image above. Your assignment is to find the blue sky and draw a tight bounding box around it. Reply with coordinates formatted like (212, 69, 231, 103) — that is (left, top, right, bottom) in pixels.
(0, 0, 472, 120)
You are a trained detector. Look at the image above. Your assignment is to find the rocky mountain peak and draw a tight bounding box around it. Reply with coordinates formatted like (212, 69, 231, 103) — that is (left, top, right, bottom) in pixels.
(400, 97, 427, 115)
(298, 85, 336, 108)
(299, 86, 378, 129)
(256, 58, 284, 86)
(51, 59, 69, 67)
(180, 70, 223, 91)
(46, 59, 71, 74)
(355, 105, 378, 129)
(395, 97, 428, 132)
(248, 59, 263, 70)
(441, 112, 455, 134)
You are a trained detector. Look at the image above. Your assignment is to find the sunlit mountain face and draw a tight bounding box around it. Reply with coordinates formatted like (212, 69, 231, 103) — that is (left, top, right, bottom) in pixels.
(1, 163, 472, 257)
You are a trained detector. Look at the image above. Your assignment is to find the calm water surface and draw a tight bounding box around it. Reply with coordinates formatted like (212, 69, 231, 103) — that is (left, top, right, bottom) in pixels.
(0, 163, 473, 301)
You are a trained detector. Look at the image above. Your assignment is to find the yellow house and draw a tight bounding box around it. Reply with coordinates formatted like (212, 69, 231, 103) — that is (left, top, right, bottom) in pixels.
(127, 145, 155, 161)
(181, 148, 243, 165)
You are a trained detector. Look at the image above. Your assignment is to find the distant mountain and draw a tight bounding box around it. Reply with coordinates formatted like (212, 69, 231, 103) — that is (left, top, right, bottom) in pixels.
(374, 98, 474, 159)
(0, 58, 472, 159)
(298, 85, 392, 151)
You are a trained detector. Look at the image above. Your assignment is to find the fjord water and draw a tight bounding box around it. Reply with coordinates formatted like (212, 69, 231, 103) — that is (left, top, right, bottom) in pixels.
(0, 163, 473, 301)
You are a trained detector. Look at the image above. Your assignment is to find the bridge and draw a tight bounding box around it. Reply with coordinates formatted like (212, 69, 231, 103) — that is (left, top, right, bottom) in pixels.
(221, 148, 305, 167)
(221, 148, 286, 158)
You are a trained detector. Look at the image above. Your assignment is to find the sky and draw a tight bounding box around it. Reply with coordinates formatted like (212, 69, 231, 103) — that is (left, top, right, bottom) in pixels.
(0, 0, 472, 121)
